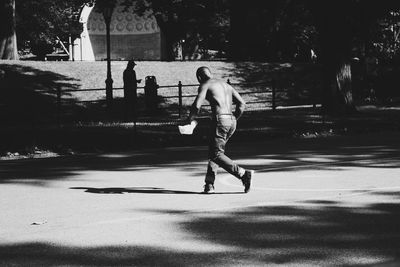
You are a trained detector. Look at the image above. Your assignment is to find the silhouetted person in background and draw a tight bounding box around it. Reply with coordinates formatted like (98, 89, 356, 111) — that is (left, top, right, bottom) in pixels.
(123, 60, 141, 121)
(187, 66, 254, 194)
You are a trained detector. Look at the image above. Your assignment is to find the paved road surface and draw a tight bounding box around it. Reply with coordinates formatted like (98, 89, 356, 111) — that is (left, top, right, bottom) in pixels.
(1, 132, 400, 266)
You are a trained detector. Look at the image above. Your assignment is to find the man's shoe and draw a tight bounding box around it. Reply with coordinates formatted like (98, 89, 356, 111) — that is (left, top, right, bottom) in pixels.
(203, 183, 215, 194)
(241, 170, 254, 193)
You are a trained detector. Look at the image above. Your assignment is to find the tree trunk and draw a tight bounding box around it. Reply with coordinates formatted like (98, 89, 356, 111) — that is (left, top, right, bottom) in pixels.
(321, 54, 356, 116)
(0, 0, 18, 60)
(312, 0, 356, 115)
(336, 62, 354, 112)
(154, 15, 180, 61)
(322, 59, 355, 114)
(160, 25, 176, 61)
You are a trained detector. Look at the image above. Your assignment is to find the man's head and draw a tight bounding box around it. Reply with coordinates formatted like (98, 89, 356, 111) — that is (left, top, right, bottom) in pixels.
(127, 60, 136, 69)
(196, 66, 212, 83)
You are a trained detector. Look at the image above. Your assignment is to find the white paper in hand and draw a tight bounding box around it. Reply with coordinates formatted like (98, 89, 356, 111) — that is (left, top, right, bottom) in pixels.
(178, 120, 198, 135)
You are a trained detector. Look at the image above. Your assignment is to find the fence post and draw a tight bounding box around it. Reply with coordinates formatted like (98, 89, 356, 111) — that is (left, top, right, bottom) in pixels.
(272, 80, 276, 111)
(57, 87, 61, 125)
(178, 81, 182, 118)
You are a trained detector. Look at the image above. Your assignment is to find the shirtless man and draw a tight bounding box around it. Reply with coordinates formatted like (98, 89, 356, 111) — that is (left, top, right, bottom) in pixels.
(188, 66, 254, 194)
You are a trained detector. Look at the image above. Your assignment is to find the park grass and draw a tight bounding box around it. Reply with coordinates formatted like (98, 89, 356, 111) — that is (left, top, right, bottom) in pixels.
(0, 60, 321, 116)
(0, 60, 323, 91)
(0, 60, 246, 91)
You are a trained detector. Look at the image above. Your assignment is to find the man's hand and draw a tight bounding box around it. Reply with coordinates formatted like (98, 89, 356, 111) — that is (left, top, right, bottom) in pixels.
(187, 105, 200, 123)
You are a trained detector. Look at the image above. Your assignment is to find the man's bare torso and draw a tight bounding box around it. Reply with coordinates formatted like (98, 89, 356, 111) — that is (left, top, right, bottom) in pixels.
(204, 78, 234, 116)
(189, 74, 245, 121)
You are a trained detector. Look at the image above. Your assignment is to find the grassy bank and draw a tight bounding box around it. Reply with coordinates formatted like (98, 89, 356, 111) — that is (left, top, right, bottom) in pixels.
(0, 60, 321, 123)
(0, 60, 318, 88)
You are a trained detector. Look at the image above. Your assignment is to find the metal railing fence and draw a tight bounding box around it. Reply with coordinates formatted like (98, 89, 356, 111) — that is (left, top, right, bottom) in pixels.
(0, 78, 319, 126)
(53, 78, 319, 121)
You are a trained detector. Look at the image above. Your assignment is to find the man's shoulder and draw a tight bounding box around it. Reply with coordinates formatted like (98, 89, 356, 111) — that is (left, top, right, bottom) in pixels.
(207, 78, 227, 87)
(199, 78, 226, 91)
(209, 78, 223, 83)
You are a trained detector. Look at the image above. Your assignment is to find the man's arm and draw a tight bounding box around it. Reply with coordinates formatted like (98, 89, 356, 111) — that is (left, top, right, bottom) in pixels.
(132, 71, 141, 83)
(232, 87, 246, 119)
(188, 83, 208, 122)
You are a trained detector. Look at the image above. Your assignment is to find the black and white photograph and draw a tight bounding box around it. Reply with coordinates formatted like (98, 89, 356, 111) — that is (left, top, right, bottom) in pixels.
(1, 0, 400, 266)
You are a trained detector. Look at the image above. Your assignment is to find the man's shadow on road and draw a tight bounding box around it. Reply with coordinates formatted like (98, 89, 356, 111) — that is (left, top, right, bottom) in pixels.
(70, 187, 243, 195)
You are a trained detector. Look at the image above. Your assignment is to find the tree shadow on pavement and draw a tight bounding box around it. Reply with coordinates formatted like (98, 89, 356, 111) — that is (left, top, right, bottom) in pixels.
(1, 198, 400, 266)
(136, 199, 400, 265)
(1, 133, 400, 186)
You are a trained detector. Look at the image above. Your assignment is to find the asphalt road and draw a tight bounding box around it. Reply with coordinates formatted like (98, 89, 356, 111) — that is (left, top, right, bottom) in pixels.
(1, 132, 400, 266)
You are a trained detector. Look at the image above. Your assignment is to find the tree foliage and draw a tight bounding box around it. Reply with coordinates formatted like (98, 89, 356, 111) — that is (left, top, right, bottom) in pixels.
(16, 0, 87, 56)
(229, 0, 317, 61)
(373, 10, 400, 62)
(120, 0, 230, 60)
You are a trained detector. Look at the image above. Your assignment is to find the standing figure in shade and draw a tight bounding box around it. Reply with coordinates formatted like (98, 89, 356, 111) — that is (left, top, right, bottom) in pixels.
(187, 66, 254, 194)
(123, 60, 141, 121)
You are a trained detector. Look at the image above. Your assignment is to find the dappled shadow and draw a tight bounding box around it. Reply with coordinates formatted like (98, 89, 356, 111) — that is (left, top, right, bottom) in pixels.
(174, 200, 400, 265)
(0, 242, 225, 266)
(0, 146, 208, 186)
(222, 62, 323, 109)
(2, 199, 400, 265)
(0, 63, 175, 125)
(0, 63, 80, 125)
(0, 132, 400, 186)
(225, 132, 400, 177)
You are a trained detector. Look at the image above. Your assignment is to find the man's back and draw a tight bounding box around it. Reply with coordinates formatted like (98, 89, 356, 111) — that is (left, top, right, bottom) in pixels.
(205, 79, 234, 115)
(189, 66, 246, 121)
(203, 79, 246, 118)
